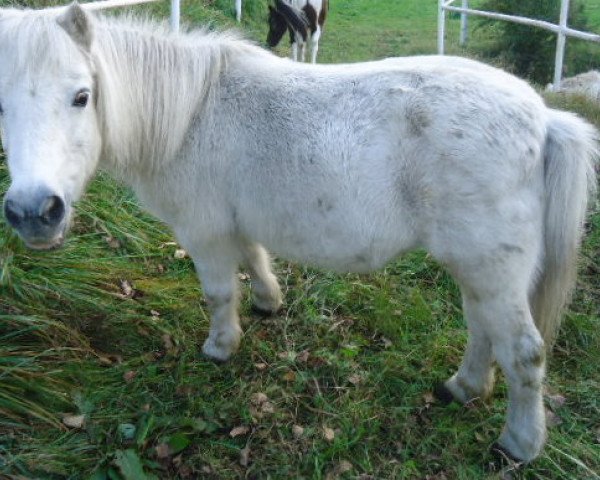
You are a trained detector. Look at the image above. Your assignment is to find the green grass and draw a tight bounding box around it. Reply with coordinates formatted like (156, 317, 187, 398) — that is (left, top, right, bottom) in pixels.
(1, 1, 599, 479)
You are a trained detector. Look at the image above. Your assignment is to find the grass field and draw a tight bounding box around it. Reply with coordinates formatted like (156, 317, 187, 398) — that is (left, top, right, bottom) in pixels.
(0, 1, 599, 479)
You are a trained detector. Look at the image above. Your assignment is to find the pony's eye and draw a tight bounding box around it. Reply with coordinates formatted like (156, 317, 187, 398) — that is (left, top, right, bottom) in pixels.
(72, 89, 90, 107)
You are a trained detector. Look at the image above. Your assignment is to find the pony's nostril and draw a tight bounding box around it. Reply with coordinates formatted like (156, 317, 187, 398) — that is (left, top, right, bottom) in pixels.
(39, 195, 65, 226)
(4, 199, 24, 228)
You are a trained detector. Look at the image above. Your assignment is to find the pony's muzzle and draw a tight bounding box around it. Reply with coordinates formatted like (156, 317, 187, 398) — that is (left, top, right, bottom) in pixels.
(3, 190, 68, 250)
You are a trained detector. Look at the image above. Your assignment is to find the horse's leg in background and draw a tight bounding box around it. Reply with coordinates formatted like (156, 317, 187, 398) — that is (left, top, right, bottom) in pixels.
(235, 0, 242, 22)
(437, 232, 546, 461)
(300, 38, 307, 62)
(187, 238, 243, 361)
(436, 294, 496, 403)
(239, 240, 283, 315)
(309, 28, 321, 64)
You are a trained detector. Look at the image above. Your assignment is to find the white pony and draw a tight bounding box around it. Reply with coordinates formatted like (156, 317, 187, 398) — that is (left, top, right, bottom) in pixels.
(0, 4, 597, 463)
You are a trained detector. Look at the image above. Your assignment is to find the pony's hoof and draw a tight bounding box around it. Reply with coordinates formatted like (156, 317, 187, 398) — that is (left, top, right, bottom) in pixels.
(490, 442, 525, 465)
(201, 331, 240, 362)
(251, 303, 280, 318)
(433, 382, 455, 405)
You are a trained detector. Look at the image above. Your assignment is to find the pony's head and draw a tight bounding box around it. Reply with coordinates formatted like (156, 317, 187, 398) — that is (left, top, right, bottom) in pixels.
(0, 4, 101, 250)
(267, 0, 308, 48)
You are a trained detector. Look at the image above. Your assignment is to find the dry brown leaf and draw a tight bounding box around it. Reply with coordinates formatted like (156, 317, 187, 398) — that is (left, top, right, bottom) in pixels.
(104, 236, 121, 249)
(119, 279, 134, 298)
(348, 374, 362, 386)
(162, 334, 175, 351)
(337, 460, 353, 475)
(155, 443, 171, 459)
(254, 362, 268, 371)
(423, 392, 436, 405)
(238, 272, 250, 281)
(229, 425, 250, 438)
(62, 414, 85, 429)
(174, 249, 188, 259)
(123, 370, 138, 383)
(277, 351, 291, 361)
(251, 392, 268, 406)
(292, 425, 304, 438)
(296, 350, 310, 363)
(546, 409, 563, 428)
(545, 393, 567, 409)
(261, 401, 275, 414)
(150, 310, 161, 318)
(282, 370, 296, 382)
(239, 445, 251, 467)
(323, 426, 335, 442)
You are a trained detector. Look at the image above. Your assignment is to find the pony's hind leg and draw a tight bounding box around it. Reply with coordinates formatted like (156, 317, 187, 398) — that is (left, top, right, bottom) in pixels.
(186, 238, 243, 361)
(436, 294, 496, 404)
(444, 249, 547, 462)
(239, 241, 283, 315)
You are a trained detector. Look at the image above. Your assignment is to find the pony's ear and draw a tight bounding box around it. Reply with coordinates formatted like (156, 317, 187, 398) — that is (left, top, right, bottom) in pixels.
(57, 3, 93, 52)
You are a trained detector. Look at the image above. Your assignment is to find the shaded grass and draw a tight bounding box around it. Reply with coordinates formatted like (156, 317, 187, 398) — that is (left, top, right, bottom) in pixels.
(0, 1, 599, 479)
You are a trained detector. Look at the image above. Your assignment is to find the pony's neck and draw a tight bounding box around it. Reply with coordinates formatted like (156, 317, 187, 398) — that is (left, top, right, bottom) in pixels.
(93, 19, 226, 180)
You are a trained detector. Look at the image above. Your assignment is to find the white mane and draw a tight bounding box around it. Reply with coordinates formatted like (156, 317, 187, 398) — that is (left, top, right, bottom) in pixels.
(92, 15, 268, 175)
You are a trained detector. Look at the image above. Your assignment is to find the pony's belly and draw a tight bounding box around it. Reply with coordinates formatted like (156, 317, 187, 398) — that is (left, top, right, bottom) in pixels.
(258, 227, 405, 274)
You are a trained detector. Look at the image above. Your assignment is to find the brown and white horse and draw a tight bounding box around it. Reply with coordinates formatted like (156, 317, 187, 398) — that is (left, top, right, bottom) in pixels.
(267, 0, 328, 63)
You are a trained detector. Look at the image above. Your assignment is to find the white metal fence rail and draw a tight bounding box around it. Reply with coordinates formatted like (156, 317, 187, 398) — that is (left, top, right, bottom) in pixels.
(438, 0, 600, 88)
(47, 0, 181, 32)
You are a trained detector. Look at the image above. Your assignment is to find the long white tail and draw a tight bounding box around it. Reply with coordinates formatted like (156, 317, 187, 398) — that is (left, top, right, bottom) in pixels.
(532, 109, 598, 346)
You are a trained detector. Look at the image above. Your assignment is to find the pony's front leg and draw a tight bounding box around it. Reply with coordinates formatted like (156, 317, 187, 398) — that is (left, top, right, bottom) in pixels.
(291, 41, 298, 61)
(239, 241, 283, 315)
(189, 240, 243, 361)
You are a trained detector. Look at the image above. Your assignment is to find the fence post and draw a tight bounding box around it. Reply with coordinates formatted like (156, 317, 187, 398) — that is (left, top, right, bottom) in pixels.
(438, 0, 446, 54)
(170, 0, 180, 33)
(459, 0, 468, 45)
(553, 0, 570, 88)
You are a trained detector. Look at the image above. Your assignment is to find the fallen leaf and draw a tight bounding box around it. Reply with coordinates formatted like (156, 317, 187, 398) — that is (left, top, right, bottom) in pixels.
(546, 409, 563, 428)
(261, 401, 275, 414)
(162, 334, 175, 351)
(229, 425, 250, 438)
(296, 350, 310, 363)
(277, 351, 291, 361)
(150, 310, 161, 318)
(348, 374, 362, 386)
(323, 426, 335, 442)
(238, 272, 250, 281)
(155, 443, 171, 459)
(119, 279, 135, 298)
(381, 337, 393, 348)
(174, 249, 188, 259)
(545, 393, 567, 410)
(292, 425, 304, 438)
(62, 414, 85, 429)
(104, 236, 121, 249)
(423, 392, 436, 405)
(336, 460, 353, 475)
(282, 370, 296, 382)
(123, 370, 138, 383)
(239, 445, 251, 467)
(254, 362, 268, 371)
(251, 392, 269, 406)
